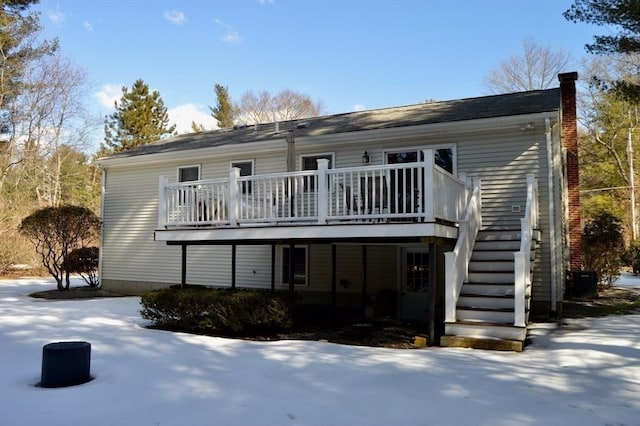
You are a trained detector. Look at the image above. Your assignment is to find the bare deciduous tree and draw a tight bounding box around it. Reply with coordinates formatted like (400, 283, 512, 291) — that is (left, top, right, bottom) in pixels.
(483, 38, 573, 94)
(10, 54, 96, 207)
(0, 54, 98, 271)
(237, 89, 324, 124)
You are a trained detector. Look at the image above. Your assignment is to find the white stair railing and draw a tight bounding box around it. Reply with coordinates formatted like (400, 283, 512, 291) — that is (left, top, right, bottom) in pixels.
(444, 178, 482, 323)
(514, 175, 538, 327)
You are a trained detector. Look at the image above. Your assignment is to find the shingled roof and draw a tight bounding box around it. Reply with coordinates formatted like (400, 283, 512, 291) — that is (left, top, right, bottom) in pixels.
(104, 88, 560, 159)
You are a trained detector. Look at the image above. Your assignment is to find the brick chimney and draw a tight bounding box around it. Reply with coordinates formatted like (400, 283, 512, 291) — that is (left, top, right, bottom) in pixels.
(559, 72, 581, 271)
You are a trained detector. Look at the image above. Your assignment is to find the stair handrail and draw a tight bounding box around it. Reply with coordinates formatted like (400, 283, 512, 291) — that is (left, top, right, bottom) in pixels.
(514, 175, 538, 327)
(444, 178, 482, 323)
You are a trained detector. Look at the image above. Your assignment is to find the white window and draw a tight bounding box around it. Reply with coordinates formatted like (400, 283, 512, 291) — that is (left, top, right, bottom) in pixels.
(281, 245, 308, 286)
(231, 160, 254, 194)
(177, 165, 200, 182)
(301, 153, 334, 191)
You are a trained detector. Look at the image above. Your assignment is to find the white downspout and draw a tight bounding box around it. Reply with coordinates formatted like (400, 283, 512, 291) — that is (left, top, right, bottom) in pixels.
(546, 118, 559, 311)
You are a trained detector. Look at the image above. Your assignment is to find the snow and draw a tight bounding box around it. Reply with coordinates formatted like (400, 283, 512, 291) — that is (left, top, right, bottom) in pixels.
(1, 277, 639, 426)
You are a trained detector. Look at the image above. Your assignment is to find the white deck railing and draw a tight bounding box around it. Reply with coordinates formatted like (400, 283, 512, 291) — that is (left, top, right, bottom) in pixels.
(444, 178, 482, 323)
(514, 175, 538, 327)
(158, 149, 469, 228)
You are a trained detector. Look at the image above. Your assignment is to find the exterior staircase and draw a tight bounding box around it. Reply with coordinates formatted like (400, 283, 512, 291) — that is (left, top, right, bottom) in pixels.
(441, 228, 539, 352)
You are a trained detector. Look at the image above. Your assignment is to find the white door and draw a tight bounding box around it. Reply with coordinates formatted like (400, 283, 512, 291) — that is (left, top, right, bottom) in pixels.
(400, 248, 430, 322)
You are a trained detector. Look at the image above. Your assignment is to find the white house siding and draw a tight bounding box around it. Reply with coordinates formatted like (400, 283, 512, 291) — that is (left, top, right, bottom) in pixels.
(102, 163, 179, 293)
(102, 149, 288, 294)
(454, 127, 554, 305)
(102, 118, 557, 308)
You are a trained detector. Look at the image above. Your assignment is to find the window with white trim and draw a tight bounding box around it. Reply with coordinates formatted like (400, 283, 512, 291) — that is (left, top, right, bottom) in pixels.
(177, 165, 200, 182)
(231, 160, 254, 194)
(281, 245, 308, 286)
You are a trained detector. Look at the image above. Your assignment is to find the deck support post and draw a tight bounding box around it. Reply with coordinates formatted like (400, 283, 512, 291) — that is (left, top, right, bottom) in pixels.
(428, 242, 437, 346)
(331, 244, 337, 322)
(288, 241, 295, 293)
(271, 243, 276, 292)
(231, 244, 237, 289)
(362, 245, 368, 318)
(181, 244, 187, 288)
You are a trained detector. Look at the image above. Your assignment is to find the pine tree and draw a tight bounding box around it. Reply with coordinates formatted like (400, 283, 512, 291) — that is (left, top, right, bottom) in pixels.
(1, 0, 58, 133)
(564, 0, 640, 100)
(209, 84, 236, 129)
(102, 79, 176, 154)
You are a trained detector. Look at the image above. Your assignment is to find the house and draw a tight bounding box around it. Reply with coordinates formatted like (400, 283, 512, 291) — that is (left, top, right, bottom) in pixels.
(97, 72, 580, 351)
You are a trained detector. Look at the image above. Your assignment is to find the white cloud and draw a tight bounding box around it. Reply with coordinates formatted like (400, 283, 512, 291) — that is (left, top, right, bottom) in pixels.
(352, 104, 366, 112)
(48, 10, 65, 25)
(258, 0, 274, 4)
(94, 84, 123, 109)
(83, 21, 94, 32)
(213, 18, 243, 43)
(222, 31, 242, 43)
(168, 104, 219, 134)
(164, 10, 186, 25)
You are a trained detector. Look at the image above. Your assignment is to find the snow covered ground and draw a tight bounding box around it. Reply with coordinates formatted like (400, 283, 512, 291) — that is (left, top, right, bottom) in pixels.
(0, 277, 638, 426)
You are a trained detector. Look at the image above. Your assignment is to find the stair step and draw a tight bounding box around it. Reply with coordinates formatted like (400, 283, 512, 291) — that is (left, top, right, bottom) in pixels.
(474, 241, 521, 251)
(468, 271, 514, 283)
(457, 307, 516, 323)
(476, 230, 521, 241)
(461, 283, 515, 296)
(477, 228, 541, 241)
(440, 335, 524, 352)
(458, 295, 515, 309)
(444, 320, 527, 341)
(471, 251, 535, 261)
(469, 261, 514, 272)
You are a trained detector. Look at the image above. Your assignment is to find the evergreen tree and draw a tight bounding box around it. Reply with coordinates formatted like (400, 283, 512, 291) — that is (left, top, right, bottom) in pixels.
(0, 0, 58, 131)
(191, 121, 205, 133)
(209, 84, 235, 129)
(103, 79, 176, 154)
(564, 0, 640, 100)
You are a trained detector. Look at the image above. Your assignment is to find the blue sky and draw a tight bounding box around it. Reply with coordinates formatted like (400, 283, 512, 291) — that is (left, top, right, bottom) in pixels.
(35, 0, 598, 135)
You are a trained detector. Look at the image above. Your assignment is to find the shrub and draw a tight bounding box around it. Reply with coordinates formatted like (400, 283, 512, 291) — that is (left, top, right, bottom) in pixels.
(582, 212, 624, 288)
(140, 287, 295, 334)
(63, 247, 100, 287)
(623, 240, 640, 274)
(19, 205, 100, 290)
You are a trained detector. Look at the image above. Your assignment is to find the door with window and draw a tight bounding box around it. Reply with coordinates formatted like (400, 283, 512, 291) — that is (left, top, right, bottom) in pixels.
(385, 148, 454, 216)
(400, 248, 430, 321)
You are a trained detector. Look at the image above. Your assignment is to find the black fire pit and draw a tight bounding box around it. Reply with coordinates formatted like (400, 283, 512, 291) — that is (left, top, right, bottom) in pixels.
(40, 341, 91, 388)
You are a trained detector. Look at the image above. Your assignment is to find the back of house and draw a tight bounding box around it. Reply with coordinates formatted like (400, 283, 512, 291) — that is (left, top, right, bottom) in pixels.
(98, 72, 580, 350)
